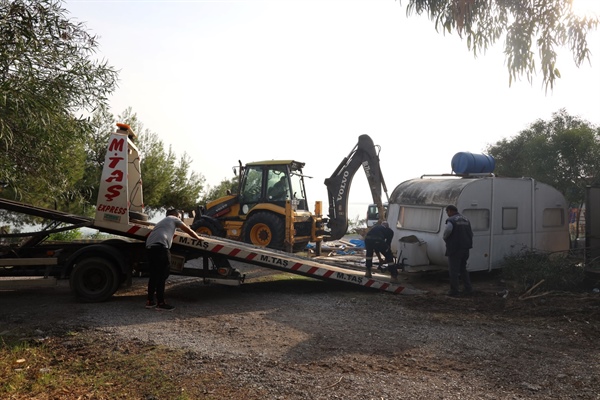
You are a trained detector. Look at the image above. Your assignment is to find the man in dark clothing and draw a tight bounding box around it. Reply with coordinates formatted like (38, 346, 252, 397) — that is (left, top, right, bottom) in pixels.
(145, 209, 203, 311)
(364, 221, 395, 279)
(443, 205, 474, 297)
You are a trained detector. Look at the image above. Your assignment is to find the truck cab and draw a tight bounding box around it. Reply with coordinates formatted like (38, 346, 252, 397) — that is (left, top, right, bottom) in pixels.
(367, 202, 389, 227)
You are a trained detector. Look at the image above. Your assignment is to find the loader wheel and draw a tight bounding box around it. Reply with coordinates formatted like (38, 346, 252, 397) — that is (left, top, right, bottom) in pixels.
(69, 257, 120, 302)
(243, 211, 285, 250)
(191, 218, 226, 237)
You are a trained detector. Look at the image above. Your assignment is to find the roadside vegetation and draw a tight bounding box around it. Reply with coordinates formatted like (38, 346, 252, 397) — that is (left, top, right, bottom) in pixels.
(502, 250, 589, 295)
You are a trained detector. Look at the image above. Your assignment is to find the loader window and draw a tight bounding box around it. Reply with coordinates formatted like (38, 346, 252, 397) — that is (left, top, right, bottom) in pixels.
(290, 173, 306, 201)
(267, 169, 290, 201)
(241, 166, 263, 205)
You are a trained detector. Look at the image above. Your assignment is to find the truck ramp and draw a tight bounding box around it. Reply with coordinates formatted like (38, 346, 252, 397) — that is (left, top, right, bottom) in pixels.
(173, 233, 424, 295)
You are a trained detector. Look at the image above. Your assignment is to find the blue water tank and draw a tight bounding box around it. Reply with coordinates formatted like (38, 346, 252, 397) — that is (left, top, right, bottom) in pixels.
(451, 152, 495, 174)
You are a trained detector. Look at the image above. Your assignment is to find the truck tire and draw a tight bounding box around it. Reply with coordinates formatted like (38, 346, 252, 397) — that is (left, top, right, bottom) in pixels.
(243, 211, 285, 250)
(69, 257, 120, 302)
(191, 217, 226, 237)
(129, 211, 148, 221)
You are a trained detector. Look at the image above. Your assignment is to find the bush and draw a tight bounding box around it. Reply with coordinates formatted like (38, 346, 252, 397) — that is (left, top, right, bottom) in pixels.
(47, 229, 82, 241)
(501, 250, 586, 293)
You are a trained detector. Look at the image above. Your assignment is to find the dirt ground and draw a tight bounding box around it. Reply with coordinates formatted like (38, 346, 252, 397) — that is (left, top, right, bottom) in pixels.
(1, 261, 600, 399)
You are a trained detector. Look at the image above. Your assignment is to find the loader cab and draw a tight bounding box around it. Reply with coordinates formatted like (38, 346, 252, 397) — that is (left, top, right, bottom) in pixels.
(238, 160, 309, 215)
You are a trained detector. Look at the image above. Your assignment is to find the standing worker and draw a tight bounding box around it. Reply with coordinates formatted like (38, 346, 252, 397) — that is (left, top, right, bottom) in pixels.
(145, 209, 203, 310)
(443, 205, 474, 297)
(364, 221, 395, 279)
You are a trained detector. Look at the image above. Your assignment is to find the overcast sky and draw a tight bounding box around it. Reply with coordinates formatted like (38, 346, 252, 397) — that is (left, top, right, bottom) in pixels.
(66, 0, 600, 219)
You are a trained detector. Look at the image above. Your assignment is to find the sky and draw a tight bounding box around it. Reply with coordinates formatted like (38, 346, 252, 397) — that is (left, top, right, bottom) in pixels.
(65, 0, 600, 220)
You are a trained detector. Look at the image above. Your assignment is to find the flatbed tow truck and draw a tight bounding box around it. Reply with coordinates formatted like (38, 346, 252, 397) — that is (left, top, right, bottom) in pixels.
(0, 124, 421, 301)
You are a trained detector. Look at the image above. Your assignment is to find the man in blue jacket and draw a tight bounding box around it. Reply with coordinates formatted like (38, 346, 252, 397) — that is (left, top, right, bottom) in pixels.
(443, 205, 474, 297)
(364, 221, 395, 279)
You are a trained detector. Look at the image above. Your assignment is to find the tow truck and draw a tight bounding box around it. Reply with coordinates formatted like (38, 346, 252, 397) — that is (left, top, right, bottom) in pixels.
(0, 124, 420, 302)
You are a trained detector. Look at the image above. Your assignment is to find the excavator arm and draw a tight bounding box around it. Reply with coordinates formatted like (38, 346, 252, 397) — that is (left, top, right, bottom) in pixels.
(324, 135, 389, 241)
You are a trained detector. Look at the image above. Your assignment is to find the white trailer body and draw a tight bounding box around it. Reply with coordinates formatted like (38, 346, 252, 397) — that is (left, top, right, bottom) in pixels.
(386, 176, 570, 272)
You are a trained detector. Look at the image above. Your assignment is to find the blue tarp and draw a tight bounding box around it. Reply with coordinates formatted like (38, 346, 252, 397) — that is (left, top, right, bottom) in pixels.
(349, 239, 365, 247)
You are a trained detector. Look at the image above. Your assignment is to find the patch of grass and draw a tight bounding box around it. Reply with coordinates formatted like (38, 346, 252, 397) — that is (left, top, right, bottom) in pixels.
(501, 250, 586, 293)
(0, 331, 249, 400)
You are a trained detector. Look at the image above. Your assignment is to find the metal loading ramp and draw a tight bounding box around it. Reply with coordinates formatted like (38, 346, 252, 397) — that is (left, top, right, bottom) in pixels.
(181, 235, 424, 295)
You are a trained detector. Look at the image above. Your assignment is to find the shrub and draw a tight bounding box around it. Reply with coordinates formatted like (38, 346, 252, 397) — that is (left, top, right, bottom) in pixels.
(501, 250, 586, 293)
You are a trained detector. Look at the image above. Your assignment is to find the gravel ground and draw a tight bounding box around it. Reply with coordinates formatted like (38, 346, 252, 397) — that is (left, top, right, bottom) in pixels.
(2, 262, 600, 399)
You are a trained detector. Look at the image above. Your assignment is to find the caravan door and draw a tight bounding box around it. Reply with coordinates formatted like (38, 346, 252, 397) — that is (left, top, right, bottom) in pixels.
(460, 179, 494, 272)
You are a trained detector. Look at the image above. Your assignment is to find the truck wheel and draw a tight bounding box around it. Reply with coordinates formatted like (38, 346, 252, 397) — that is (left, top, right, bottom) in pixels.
(191, 218, 226, 237)
(129, 211, 148, 221)
(243, 212, 285, 250)
(70, 257, 120, 302)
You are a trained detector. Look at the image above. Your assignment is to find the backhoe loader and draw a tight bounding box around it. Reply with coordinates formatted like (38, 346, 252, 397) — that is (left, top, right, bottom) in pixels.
(191, 135, 388, 255)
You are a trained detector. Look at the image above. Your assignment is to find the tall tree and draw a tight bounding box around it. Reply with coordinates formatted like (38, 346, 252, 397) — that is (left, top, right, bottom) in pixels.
(201, 177, 238, 205)
(486, 109, 600, 207)
(0, 0, 118, 207)
(403, 0, 599, 89)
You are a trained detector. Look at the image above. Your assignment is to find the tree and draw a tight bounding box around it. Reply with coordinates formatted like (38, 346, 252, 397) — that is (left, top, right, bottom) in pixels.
(201, 177, 238, 205)
(0, 0, 118, 207)
(486, 109, 600, 208)
(403, 0, 599, 90)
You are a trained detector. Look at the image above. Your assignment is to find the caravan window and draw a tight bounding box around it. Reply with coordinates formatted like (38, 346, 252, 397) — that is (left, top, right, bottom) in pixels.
(397, 206, 441, 232)
(502, 207, 518, 230)
(463, 209, 489, 231)
(543, 208, 564, 227)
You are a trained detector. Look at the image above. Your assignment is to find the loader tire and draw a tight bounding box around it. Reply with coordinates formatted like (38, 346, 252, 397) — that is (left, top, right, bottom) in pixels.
(191, 217, 226, 237)
(243, 211, 285, 250)
(70, 257, 120, 302)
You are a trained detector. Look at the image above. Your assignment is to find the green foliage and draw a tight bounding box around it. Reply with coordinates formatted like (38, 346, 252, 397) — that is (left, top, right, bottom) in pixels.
(486, 109, 600, 207)
(201, 177, 238, 205)
(501, 250, 586, 293)
(403, 0, 599, 90)
(0, 0, 118, 207)
(47, 228, 82, 241)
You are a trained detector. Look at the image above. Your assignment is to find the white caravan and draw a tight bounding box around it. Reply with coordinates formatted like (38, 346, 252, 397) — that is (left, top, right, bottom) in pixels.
(386, 176, 570, 272)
